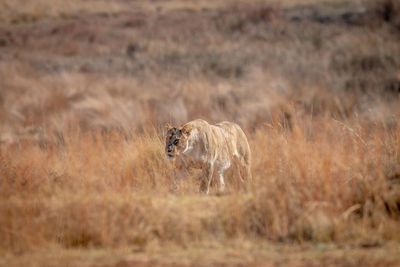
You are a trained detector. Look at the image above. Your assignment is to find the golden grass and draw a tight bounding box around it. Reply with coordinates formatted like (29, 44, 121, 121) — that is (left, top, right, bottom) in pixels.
(1, 110, 399, 255)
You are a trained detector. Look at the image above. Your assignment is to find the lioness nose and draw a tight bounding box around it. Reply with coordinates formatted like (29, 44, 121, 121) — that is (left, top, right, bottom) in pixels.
(167, 144, 172, 152)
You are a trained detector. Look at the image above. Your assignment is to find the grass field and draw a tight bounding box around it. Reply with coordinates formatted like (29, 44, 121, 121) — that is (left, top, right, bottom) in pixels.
(0, 0, 400, 266)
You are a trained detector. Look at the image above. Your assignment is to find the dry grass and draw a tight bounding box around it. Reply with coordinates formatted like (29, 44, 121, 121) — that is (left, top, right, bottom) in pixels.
(1, 111, 399, 252)
(0, 0, 400, 265)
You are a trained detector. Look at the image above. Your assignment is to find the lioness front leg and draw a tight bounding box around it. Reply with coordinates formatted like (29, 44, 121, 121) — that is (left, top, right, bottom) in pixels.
(172, 168, 187, 192)
(217, 170, 225, 194)
(201, 163, 214, 194)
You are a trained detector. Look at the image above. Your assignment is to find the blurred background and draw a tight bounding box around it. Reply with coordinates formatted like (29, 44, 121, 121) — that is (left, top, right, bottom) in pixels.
(0, 0, 399, 142)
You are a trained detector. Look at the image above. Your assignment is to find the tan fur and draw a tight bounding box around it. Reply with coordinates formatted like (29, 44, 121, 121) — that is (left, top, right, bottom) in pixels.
(165, 119, 251, 194)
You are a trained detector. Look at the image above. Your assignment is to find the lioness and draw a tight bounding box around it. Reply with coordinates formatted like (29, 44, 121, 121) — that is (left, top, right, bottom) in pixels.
(165, 119, 251, 194)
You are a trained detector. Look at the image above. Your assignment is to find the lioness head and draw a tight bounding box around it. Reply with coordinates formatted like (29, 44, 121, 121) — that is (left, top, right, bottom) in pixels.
(165, 123, 192, 159)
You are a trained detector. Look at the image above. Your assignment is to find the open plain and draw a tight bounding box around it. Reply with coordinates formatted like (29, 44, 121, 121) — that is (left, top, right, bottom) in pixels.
(0, 0, 400, 266)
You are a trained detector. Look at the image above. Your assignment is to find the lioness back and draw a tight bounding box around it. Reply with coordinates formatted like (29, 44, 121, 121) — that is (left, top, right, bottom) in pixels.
(184, 119, 248, 161)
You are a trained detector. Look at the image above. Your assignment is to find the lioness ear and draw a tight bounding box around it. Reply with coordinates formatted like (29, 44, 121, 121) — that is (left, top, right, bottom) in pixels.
(166, 123, 173, 131)
(181, 125, 193, 136)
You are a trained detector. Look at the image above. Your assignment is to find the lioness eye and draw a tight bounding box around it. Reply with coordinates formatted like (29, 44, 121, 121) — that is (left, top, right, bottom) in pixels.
(173, 140, 179, 145)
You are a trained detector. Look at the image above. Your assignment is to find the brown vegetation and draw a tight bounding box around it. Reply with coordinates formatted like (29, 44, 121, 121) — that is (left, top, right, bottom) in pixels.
(0, 0, 399, 266)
